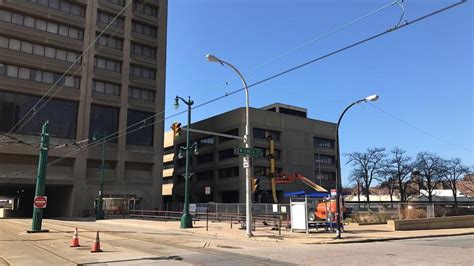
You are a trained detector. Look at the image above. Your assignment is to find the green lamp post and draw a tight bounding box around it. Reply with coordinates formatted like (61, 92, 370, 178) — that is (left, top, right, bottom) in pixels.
(175, 96, 199, 228)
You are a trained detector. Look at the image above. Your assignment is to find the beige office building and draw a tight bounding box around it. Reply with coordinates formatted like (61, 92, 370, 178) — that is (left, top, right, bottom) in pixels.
(0, 0, 167, 217)
(164, 104, 338, 204)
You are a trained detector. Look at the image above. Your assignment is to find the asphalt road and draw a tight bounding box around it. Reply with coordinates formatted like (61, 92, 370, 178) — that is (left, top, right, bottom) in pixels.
(0, 219, 472, 265)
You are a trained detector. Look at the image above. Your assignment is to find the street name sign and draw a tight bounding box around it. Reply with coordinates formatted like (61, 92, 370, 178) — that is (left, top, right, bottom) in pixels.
(33, 196, 47, 208)
(234, 147, 263, 157)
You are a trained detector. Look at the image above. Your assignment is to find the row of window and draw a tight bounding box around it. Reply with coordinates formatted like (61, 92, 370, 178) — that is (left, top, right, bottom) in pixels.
(219, 167, 239, 178)
(197, 153, 214, 164)
(255, 147, 281, 159)
(97, 11, 124, 28)
(0, 10, 84, 40)
(96, 33, 123, 50)
(132, 21, 157, 38)
(254, 167, 283, 177)
(129, 86, 155, 102)
(105, 0, 125, 6)
(162, 162, 174, 170)
(133, 0, 159, 17)
(314, 154, 335, 165)
(89, 105, 154, 146)
(0, 91, 155, 145)
(131, 42, 156, 58)
(163, 146, 174, 156)
(314, 137, 334, 148)
(315, 171, 336, 180)
(0, 35, 81, 63)
(27, 0, 85, 17)
(94, 57, 122, 73)
(129, 64, 155, 80)
(0, 63, 80, 89)
(92, 80, 121, 96)
(0, 91, 78, 139)
(218, 148, 237, 161)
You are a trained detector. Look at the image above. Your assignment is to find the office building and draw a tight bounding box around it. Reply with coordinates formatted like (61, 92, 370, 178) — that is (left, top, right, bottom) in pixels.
(0, 0, 167, 217)
(165, 103, 337, 204)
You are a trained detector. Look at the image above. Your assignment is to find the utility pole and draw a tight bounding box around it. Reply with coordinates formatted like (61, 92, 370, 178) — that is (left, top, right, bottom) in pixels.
(29, 121, 50, 233)
(174, 96, 198, 228)
(94, 131, 107, 220)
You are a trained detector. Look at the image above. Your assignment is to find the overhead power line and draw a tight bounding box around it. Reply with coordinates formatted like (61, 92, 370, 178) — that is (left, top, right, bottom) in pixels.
(1, 0, 467, 179)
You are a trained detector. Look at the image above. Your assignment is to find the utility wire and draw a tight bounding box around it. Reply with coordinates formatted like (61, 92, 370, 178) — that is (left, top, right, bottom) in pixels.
(368, 103, 472, 153)
(2, 0, 467, 179)
(0, 0, 136, 142)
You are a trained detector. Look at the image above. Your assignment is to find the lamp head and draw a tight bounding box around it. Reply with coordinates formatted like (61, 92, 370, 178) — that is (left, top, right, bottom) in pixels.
(174, 96, 180, 110)
(365, 94, 379, 102)
(206, 54, 223, 65)
(193, 144, 199, 155)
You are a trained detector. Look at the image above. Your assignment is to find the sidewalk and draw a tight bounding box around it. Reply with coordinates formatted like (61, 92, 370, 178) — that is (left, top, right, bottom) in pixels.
(97, 218, 474, 244)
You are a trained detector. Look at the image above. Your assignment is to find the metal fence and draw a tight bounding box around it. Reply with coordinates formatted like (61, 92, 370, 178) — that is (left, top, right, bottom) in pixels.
(346, 202, 474, 223)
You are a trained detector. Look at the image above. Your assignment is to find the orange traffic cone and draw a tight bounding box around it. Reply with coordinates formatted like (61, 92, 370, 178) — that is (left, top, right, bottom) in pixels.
(70, 227, 80, 247)
(90, 231, 102, 253)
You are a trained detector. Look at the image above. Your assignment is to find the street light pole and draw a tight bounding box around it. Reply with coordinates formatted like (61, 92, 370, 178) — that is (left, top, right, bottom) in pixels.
(335, 94, 379, 239)
(206, 54, 253, 237)
(175, 96, 198, 228)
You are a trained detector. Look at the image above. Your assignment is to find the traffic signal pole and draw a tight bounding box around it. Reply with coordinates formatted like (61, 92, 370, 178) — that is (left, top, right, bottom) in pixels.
(29, 121, 50, 233)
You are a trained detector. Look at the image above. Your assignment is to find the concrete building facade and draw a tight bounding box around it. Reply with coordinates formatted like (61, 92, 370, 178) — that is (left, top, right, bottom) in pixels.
(166, 104, 337, 204)
(0, 0, 167, 217)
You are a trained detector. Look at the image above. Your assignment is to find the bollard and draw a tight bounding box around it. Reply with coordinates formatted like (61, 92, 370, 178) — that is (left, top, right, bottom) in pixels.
(206, 203, 209, 231)
(253, 217, 256, 232)
(279, 218, 281, 236)
(230, 216, 233, 229)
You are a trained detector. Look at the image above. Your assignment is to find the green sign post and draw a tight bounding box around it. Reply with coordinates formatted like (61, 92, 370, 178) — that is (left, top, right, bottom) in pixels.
(234, 147, 263, 157)
(28, 121, 50, 233)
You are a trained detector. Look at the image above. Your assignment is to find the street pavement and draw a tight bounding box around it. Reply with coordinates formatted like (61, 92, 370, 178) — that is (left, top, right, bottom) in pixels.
(0, 218, 473, 265)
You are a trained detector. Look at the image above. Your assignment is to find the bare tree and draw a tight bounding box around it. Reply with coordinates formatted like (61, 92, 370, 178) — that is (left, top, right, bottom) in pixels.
(349, 168, 364, 208)
(346, 147, 386, 208)
(378, 173, 397, 207)
(415, 152, 444, 203)
(385, 148, 414, 203)
(441, 158, 470, 213)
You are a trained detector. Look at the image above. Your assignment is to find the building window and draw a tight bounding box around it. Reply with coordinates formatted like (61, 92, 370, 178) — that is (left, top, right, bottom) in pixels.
(133, 0, 158, 17)
(314, 154, 335, 165)
(128, 87, 155, 102)
(253, 128, 280, 140)
(163, 146, 174, 156)
(314, 137, 334, 148)
(0, 63, 80, 88)
(315, 171, 336, 180)
(92, 80, 120, 96)
(96, 33, 123, 50)
(196, 170, 213, 181)
(132, 20, 157, 38)
(0, 10, 83, 40)
(89, 104, 119, 143)
(163, 176, 173, 184)
(97, 11, 124, 28)
(0, 36, 81, 63)
(0, 90, 78, 138)
(197, 153, 214, 164)
(218, 128, 239, 143)
(126, 109, 154, 146)
(254, 167, 282, 177)
(94, 57, 121, 73)
(27, 0, 86, 17)
(197, 136, 214, 146)
(279, 107, 307, 118)
(105, 0, 125, 6)
(129, 64, 155, 80)
(218, 148, 237, 161)
(131, 42, 156, 58)
(218, 167, 239, 178)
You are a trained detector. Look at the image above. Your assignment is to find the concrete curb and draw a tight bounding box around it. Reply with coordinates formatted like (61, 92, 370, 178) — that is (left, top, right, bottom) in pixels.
(307, 231, 474, 245)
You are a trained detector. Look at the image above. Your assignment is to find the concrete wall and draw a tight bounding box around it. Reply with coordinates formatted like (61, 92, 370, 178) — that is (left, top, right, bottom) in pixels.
(388, 215, 474, 231)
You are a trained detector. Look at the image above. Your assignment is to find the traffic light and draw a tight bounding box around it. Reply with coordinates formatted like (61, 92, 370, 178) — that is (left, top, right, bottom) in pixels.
(252, 178, 260, 193)
(170, 122, 182, 138)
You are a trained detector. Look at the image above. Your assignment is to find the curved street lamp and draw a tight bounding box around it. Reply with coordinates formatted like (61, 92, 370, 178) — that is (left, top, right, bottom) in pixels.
(206, 54, 253, 237)
(335, 94, 379, 239)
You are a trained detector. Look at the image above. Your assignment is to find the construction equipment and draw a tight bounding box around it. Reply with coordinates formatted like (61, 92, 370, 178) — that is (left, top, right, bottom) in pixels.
(274, 173, 328, 192)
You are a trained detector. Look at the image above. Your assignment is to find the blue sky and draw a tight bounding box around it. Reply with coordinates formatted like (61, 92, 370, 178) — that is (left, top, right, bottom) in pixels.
(165, 0, 473, 185)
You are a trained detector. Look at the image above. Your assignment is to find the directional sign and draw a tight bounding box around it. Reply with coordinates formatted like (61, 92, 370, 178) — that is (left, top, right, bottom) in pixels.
(234, 147, 263, 157)
(243, 157, 249, 168)
(33, 196, 47, 208)
(205, 186, 211, 195)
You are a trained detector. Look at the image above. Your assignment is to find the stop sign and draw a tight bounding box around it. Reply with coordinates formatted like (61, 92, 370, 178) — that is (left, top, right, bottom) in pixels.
(33, 196, 47, 208)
